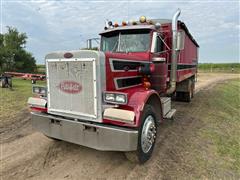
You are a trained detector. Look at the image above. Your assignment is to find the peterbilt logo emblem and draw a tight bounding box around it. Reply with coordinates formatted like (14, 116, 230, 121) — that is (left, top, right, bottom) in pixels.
(58, 81, 82, 94)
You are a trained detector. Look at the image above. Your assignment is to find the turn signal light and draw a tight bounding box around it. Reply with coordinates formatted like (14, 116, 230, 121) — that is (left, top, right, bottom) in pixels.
(140, 16, 146, 23)
(114, 23, 119, 27)
(143, 81, 151, 90)
(142, 76, 151, 90)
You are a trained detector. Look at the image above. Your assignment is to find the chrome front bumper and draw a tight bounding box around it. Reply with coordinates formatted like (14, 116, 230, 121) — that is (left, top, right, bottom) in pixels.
(31, 112, 138, 151)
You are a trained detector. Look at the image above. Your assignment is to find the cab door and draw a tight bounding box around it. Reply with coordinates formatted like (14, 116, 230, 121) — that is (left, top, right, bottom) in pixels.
(150, 32, 169, 93)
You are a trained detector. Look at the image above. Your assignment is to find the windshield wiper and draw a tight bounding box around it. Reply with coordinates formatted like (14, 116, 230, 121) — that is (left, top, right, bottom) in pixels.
(118, 33, 129, 53)
(111, 39, 118, 52)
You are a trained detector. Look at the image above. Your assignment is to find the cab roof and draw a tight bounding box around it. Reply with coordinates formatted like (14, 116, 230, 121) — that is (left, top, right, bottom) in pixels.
(100, 19, 199, 47)
(99, 25, 155, 35)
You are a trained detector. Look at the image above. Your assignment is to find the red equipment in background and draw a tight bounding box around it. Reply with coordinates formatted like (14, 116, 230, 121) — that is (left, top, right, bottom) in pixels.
(5, 72, 46, 83)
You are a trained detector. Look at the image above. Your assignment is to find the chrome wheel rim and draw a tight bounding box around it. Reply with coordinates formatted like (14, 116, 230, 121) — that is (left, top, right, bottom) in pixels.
(141, 115, 156, 153)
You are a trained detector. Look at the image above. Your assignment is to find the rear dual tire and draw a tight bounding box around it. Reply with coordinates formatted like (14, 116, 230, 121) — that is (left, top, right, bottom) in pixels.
(185, 80, 194, 102)
(176, 79, 195, 102)
(125, 105, 157, 164)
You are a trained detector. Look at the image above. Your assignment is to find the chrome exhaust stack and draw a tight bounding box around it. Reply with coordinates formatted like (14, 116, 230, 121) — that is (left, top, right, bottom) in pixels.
(167, 9, 181, 94)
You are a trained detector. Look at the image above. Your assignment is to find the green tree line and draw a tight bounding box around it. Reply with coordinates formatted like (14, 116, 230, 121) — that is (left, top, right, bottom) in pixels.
(198, 63, 240, 73)
(198, 63, 240, 69)
(0, 27, 36, 74)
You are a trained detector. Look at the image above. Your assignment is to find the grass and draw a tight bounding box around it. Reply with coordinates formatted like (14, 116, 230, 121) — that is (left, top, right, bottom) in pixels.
(0, 78, 45, 125)
(191, 79, 240, 178)
(202, 80, 240, 170)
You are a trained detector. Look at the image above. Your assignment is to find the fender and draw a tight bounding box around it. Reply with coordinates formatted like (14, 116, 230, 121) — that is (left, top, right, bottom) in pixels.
(123, 87, 164, 127)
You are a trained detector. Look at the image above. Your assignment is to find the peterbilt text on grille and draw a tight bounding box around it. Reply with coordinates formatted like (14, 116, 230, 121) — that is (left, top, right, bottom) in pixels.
(28, 9, 199, 163)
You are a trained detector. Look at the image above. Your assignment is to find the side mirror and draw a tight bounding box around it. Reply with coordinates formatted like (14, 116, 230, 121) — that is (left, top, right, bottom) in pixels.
(150, 32, 158, 53)
(176, 30, 185, 51)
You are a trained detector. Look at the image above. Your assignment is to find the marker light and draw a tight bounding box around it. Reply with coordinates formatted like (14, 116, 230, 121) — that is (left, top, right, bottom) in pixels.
(148, 20, 153, 25)
(122, 21, 127, 26)
(132, 21, 137, 25)
(140, 16, 147, 23)
(114, 22, 119, 27)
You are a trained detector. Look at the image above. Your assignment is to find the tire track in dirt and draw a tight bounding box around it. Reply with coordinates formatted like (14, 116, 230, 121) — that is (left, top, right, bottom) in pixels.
(125, 93, 206, 179)
(124, 74, 239, 179)
(0, 109, 33, 143)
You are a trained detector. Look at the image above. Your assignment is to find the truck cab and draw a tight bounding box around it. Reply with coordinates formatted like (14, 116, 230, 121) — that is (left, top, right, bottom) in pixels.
(28, 9, 198, 163)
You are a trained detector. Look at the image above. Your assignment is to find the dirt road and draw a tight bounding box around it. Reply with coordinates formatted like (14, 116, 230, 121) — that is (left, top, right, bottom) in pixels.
(1, 73, 239, 180)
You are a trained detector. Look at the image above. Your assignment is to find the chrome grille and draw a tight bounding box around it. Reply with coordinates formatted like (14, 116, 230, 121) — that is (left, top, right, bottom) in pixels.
(47, 58, 97, 118)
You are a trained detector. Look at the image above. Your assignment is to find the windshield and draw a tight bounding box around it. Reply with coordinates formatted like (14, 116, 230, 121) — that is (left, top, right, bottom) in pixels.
(100, 30, 150, 52)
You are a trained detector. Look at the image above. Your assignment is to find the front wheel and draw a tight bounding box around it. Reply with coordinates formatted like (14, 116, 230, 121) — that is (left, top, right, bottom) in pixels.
(125, 105, 157, 163)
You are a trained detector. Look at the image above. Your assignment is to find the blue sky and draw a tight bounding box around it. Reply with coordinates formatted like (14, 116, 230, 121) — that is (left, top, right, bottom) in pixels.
(1, 0, 239, 64)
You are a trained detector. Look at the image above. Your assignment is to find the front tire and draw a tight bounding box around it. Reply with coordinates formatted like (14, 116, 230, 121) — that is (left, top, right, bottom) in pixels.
(125, 104, 157, 164)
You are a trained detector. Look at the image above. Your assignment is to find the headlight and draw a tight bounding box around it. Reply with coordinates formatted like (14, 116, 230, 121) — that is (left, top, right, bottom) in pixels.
(104, 92, 127, 104)
(33, 87, 40, 93)
(40, 88, 46, 94)
(115, 94, 126, 103)
(33, 86, 47, 97)
(105, 93, 115, 101)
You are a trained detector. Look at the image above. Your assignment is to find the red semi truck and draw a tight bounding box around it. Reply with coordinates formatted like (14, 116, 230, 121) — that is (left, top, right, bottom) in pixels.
(28, 9, 199, 163)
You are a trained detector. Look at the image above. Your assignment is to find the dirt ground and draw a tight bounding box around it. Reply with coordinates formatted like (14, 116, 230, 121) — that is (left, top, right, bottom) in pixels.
(0, 73, 239, 180)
